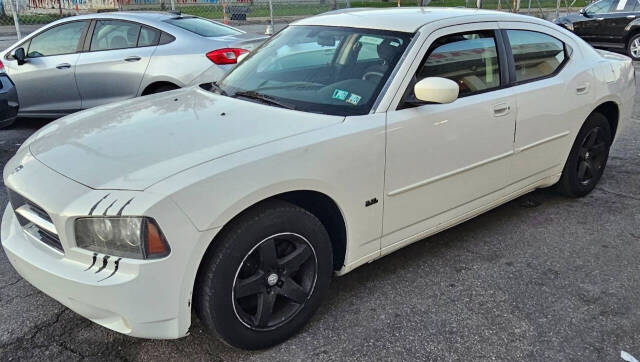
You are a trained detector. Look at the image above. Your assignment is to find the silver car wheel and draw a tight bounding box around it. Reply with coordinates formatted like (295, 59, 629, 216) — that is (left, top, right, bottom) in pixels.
(631, 38, 640, 58)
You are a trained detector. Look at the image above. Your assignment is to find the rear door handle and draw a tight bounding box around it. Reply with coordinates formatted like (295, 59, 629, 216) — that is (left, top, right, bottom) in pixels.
(56, 63, 71, 69)
(627, 15, 636, 19)
(596, 17, 605, 20)
(124, 56, 141, 62)
(492, 102, 511, 117)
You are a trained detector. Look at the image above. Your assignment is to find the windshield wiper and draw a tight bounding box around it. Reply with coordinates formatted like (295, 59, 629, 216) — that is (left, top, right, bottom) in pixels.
(210, 81, 228, 96)
(233, 90, 296, 110)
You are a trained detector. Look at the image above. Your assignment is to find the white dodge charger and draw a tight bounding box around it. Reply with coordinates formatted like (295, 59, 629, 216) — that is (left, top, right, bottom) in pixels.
(1, 8, 635, 349)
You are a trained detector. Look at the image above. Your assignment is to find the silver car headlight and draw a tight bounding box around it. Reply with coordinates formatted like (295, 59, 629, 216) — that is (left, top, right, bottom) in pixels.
(74, 217, 170, 259)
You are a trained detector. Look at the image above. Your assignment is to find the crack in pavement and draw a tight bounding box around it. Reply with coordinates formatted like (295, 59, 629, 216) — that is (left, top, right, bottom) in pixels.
(597, 187, 640, 202)
(0, 278, 21, 289)
(0, 290, 37, 304)
(0, 308, 67, 349)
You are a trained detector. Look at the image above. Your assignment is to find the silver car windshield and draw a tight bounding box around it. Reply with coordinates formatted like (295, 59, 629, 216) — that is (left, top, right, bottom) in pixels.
(217, 25, 412, 116)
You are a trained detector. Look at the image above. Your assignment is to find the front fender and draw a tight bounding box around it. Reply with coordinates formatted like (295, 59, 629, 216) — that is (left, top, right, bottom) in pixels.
(147, 113, 388, 268)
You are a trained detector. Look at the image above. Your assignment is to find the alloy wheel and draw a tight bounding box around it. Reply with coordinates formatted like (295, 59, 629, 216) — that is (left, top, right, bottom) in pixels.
(631, 38, 640, 58)
(232, 232, 318, 331)
(576, 126, 608, 186)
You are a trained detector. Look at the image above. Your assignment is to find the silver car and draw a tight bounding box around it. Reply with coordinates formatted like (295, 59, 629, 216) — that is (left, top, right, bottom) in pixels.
(1, 12, 267, 120)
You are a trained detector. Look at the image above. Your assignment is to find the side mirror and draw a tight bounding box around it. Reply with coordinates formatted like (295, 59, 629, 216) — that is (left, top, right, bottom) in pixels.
(414, 77, 459, 104)
(13, 47, 26, 65)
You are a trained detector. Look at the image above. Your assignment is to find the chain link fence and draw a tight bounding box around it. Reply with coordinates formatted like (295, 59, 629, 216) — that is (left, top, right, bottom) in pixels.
(0, 0, 593, 41)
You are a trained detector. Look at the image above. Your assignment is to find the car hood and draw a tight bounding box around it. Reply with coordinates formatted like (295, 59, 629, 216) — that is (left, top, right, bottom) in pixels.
(28, 87, 343, 191)
(555, 13, 586, 23)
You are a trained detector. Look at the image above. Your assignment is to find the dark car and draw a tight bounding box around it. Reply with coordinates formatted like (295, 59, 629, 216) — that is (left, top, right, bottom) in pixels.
(555, 0, 640, 59)
(0, 63, 19, 129)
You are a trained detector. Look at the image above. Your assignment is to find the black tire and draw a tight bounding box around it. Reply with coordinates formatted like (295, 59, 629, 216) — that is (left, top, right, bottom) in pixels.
(557, 112, 612, 197)
(195, 199, 333, 350)
(627, 33, 640, 61)
(145, 84, 179, 95)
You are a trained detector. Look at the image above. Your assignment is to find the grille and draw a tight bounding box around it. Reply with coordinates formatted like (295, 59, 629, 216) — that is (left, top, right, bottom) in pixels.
(7, 188, 64, 253)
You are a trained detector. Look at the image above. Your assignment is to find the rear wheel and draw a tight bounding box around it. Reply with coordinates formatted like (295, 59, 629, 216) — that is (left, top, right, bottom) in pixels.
(143, 83, 179, 95)
(195, 200, 333, 349)
(627, 33, 640, 60)
(557, 112, 612, 197)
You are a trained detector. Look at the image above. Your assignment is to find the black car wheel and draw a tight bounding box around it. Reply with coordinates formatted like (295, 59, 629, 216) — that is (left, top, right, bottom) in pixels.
(627, 33, 640, 60)
(556, 112, 612, 197)
(195, 199, 333, 350)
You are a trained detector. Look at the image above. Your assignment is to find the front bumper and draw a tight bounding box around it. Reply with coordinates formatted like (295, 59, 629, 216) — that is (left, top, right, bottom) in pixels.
(1, 149, 219, 339)
(0, 74, 19, 128)
(2, 205, 184, 338)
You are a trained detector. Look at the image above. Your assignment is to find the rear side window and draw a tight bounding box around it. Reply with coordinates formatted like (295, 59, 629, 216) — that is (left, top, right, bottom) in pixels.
(27, 21, 87, 57)
(506, 30, 566, 83)
(91, 20, 140, 51)
(138, 26, 161, 47)
(417, 31, 501, 97)
(165, 17, 242, 37)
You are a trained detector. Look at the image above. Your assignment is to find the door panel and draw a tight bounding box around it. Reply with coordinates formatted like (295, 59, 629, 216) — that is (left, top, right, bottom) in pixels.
(5, 20, 88, 114)
(10, 54, 82, 114)
(603, 0, 639, 44)
(382, 25, 516, 248)
(499, 24, 595, 184)
(75, 20, 156, 109)
(578, 0, 617, 43)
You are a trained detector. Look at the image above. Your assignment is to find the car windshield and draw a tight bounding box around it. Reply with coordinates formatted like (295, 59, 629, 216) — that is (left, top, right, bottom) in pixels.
(216, 25, 413, 116)
(165, 17, 242, 37)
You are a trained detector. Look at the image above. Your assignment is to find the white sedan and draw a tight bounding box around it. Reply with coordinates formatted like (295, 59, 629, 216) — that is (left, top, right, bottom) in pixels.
(1, 8, 634, 349)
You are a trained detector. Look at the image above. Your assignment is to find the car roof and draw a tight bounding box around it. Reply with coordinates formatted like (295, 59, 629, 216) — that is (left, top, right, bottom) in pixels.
(45, 11, 246, 36)
(293, 7, 537, 32)
(69, 11, 178, 22)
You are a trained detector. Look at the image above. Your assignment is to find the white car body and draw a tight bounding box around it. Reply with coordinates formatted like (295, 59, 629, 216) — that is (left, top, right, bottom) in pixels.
(1, 8, 635, 340)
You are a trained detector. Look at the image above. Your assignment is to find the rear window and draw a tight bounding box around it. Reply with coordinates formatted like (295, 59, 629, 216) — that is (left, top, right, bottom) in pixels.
(165, 17, 242, 37)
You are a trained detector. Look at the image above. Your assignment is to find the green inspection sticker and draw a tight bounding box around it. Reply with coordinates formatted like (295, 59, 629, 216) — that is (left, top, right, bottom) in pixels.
(346, 93, 362, 105)
(332, 89, 349, 101)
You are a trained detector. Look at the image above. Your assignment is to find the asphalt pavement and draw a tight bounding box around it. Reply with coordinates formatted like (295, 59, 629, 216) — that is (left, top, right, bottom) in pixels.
(0, 67, 639, 361)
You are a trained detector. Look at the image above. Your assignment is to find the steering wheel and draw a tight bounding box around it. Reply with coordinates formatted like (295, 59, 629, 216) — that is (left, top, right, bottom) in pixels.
(362, 71, 384, 81)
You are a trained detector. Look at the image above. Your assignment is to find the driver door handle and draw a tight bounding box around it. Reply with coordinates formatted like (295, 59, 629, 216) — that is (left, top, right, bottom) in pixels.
(596, 17, 605, 20)
(492, 102, 511, 117)
(56, 63, 71, 69)
(124, 56, 141, 62)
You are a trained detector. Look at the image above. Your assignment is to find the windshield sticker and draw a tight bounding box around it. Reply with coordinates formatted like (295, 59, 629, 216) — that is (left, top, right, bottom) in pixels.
(332, 89, 349, 101)
(346, 93, 362, 105)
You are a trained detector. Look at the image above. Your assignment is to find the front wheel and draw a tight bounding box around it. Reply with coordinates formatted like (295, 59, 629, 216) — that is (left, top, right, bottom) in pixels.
(557, 112, 612, 197)
(627, 33, 640, 60)
(195, 200, 333, 349)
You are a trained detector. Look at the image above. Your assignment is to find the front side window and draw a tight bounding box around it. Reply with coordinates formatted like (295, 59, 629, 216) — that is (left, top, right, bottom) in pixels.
(90, 20, 141, 51)
(216, 25, 412, 116)
(415, 31, 501, 98)
(614, 0, 638, 12)
(506, 30, 566, 83)
(585, 0, 615, 14)
(27, 21, 87, 58)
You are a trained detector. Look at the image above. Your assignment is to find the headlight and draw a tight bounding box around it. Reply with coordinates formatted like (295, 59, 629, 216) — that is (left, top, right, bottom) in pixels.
(563, 23, 574, 32)
(75, 217, 170, 259)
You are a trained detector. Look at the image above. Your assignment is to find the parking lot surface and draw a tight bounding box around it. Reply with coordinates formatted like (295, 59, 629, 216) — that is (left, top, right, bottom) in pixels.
(0, 67, 639, 360)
